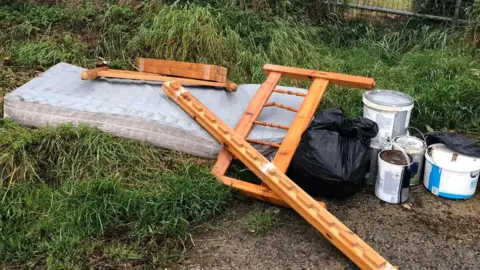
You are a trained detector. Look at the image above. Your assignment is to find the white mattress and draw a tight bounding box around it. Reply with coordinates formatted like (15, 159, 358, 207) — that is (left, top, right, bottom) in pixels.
(4, 63, 307, 158)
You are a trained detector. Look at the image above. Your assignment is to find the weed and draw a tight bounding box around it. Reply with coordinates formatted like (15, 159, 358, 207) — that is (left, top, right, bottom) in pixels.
(0, 121, 232, 267)
(128, 5, 240, 65)
(12, 35, 88, 68)
(102, 242, 144, 264)
(246, 206, 280, 235)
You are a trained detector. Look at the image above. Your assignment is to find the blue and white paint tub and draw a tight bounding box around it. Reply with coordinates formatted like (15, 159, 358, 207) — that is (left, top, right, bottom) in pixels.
(424, 143, 480, 199)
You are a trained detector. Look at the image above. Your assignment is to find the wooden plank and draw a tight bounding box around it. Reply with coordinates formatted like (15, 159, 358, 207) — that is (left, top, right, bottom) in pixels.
(80, 68, 237, 92)
(138, 65, 227, 83)
(136, 58, 227, 82)
(215, 174, 326, 209)
(137, 58, 227, 75)
(273, 79, 329, 173)
(162, 81, 395, 270)
(80, 66, 108, 80)
(263, 64, 375, 89)
(212, 72, 282, 175)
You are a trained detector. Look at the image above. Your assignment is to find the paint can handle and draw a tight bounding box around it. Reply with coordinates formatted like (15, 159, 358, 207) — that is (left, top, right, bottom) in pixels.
(408, 126, 427, 143)
(392, 141, 414, 168)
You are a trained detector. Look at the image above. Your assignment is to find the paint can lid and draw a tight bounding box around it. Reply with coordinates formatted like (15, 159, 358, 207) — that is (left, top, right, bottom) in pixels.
(364, 90, 414, 107)
(393, 136, 426, 151)
(380, 150, 412, 166)
(427, 143, 480, 173)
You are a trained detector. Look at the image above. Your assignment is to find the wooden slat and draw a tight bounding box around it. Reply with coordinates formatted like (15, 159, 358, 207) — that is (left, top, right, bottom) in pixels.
(273, 88, 307, 97)
(212, 72, 282, 175)
(253, 121, 289, 130)
(162, 81, 394, 270)
(273, 79, 329, 173)
(245, 138, 281, 148)
(263, 102, 298, 112)
(136, 58, 227, 74)
(136, 58, 227, 82)
(80, 68, 237, 92)
(263, 64, 375, 89)
(141, 66, 227, 83)
(80, 66, 108, 80)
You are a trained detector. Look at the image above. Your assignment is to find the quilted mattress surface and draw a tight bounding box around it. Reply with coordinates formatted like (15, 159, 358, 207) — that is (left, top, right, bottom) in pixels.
(4, 63, 307, 158)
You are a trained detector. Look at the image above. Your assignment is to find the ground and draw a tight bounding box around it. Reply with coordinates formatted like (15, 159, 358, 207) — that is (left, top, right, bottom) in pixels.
(176, 186, 480, 270)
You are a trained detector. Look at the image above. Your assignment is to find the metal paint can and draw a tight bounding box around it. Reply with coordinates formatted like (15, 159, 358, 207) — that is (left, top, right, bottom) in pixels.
(375, 150, 412, 204)
(367, 146, 383, 186)
(424, 143, 480, 200)
(392, 136, 426, 186)
(367, 143, 393, 186)
(363, 90, 414, 148)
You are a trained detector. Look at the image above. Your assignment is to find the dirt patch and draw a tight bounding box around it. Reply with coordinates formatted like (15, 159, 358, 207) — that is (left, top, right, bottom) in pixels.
(174, 186, 480, 270)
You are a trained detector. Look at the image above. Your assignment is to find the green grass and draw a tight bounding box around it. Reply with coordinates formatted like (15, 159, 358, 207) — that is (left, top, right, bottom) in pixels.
(246, 206, 280, 235)
(0, 0, 479, 268)
(0, 120, 231, 268)
(102, 242, 144, 265)
(14, 35, 88, 68)
(358, 0, 412, 10)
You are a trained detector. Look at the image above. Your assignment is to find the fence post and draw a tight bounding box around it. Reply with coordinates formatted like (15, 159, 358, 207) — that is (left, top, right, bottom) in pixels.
(453, 0, 463, 26)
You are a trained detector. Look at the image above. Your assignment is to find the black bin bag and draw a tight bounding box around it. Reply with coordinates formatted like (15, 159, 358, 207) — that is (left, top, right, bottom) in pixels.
(287, 108, 378, 199)
(425, 132, 480, 158)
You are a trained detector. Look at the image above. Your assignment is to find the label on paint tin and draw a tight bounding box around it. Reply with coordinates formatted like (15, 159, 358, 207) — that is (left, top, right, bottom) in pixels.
(409, 161, 419, 185)
(364, 106, 395, 144)
(470, 178, 478, 189)
(376, 164, 407, 203)
(376, 169, 404, 203)
(376, 150, 411, 204)
(426, 163, 479, 199)
(383, 171, 401, 202)
(405, 109, 412, 128)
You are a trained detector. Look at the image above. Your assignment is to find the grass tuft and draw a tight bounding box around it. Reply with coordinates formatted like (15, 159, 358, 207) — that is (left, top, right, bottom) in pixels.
(0, 120, 231, 267)
(246, 206, 280, 235)
(13, 35, 88, 68)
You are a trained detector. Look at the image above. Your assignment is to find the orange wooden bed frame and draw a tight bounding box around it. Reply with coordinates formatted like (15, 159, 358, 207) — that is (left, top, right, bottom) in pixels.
(81, 61, 237, 92)
(161, 66, 396, 269)
(136, 58, 228, 83)
(212, 64, 376, 208)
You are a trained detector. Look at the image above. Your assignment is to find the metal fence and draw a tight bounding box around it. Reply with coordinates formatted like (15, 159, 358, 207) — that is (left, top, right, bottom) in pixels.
(330, 0, 473, 25)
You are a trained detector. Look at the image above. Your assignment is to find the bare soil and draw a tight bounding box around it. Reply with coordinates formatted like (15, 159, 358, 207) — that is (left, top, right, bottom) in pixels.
(174, 186, 480, 270)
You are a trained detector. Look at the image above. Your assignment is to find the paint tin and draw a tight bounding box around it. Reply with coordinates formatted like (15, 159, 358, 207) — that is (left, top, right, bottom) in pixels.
(367, 143, 393, 186)
(363, 90, 414, 148)
(375, 150, 412, 204)
(367, 147, 383, 186)
(423, 143, 480, 200)
(392, 136, 426, 186)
